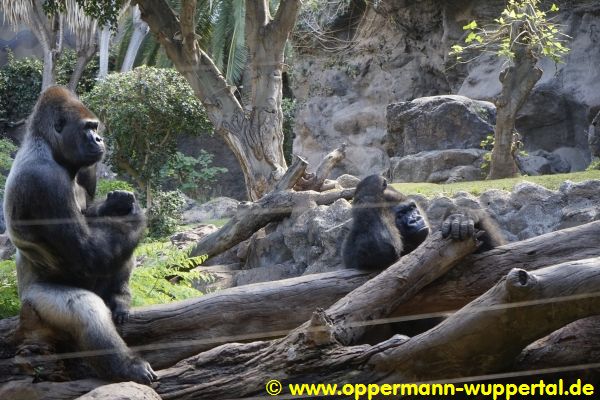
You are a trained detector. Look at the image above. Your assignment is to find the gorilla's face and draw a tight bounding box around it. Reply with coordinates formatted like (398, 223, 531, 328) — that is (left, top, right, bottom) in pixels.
(54, 111, 105, 169)
(395, 201, 429, 243)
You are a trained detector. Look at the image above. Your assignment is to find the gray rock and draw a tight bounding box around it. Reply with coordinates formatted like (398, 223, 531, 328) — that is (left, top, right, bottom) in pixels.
(75, 382, 161, 400)
(517, 154, 552, 176)
(170, 225, 219, 249)
(390, 149, 486, 183)
(182, 197, 239, 224)
(336, 174, 360, 188)
(292, 0, 599, 178)
(590, 111, 600, 157)
(0, 234, 15, 260)
(387, 95, 495, 157)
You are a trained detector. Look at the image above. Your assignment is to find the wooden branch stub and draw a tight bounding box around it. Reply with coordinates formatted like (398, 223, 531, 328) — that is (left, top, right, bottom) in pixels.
(295, 144, 347, 191)
(273, 155, 308, 191)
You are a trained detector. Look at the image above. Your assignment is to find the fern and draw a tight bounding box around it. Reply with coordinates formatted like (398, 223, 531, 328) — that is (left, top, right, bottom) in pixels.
(131, 243, 211, 306)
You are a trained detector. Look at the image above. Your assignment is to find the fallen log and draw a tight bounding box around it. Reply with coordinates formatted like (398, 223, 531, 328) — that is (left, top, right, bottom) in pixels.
(10, 255, 600, 399)
(394, 220, 600, 317)
(1, 221, 598, 373)
(190, 188, 355, 258)
(1, 229, 478, 399)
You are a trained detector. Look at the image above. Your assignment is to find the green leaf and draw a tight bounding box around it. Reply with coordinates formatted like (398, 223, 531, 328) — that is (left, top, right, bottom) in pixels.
(550, 4, 559, 12)
(462, 20, 478, 30)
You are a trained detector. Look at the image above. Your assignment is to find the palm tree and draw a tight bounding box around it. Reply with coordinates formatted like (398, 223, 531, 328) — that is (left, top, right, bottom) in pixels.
(2, 0, 63, 89)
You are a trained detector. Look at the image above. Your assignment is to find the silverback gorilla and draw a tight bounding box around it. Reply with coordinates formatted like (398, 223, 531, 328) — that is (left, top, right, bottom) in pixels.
(342, 175, 505, 270)
(3, 86, 156, 383)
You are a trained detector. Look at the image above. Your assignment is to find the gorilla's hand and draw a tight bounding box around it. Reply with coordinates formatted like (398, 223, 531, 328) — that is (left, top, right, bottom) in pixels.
(441, 213, 475, 241)
(101, 191, 137, 217)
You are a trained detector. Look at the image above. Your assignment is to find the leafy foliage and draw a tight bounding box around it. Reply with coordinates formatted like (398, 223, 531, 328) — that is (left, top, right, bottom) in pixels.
(0, 138, 18, 197)
(0, 51, 43, 121)
(132, 242, 209, 306)
(96, 179, 135, 200)
(0, 259, 19, 318)
(0, 49, 98, 122)
(83, 66, 213, 195)
(56, 48, 100, 93)
(450, 0, 570, 64)
(282, 98, 297, 165)
(147, 190, 187, 239)
(160, 151, 227, 201)
(587, 160, 600, 171)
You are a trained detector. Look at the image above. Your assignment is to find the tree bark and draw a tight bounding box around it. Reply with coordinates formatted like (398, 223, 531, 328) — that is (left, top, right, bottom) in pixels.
(295, 143, 347, 191)
(133, 0, 302, 200)
(1, 221, 597, 378)
(120, 6, 149, 72)
(97, 26, 111, 80)
(488, 41, 542, 179)
(393, 220, 600, 317)
(5, 253, 600, 399)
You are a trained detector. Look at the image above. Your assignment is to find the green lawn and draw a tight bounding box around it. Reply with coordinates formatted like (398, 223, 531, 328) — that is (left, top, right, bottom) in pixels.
(390, 170, 600, 198)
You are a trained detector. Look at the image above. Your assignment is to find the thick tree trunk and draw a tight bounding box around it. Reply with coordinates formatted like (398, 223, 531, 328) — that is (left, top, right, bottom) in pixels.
(120, 6, 149, 72)
(488, 43, 542, 179)
(133, 0, 302, 200)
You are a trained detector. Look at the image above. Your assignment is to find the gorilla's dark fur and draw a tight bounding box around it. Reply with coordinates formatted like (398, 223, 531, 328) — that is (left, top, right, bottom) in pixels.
(343, 174, 506, 270)
(342, 175, 406, 270)
(4, 86, 156, 383)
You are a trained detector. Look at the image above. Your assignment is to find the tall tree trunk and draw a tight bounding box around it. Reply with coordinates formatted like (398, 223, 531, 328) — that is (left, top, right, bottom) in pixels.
(488, 42, 542, 179)
(98, 26, 111, 79)
(120, 6, 149, 72)
(68, 50, 95, 92)
(41, 48, 57, 90)
(133, 0, 301, 200)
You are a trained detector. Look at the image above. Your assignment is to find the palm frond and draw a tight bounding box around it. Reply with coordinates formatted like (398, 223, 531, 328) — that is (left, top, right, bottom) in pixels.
(2, 0, 34, 26)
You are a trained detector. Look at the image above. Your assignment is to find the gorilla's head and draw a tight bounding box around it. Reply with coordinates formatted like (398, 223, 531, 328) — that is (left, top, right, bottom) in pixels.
(30, 86, 105, 171)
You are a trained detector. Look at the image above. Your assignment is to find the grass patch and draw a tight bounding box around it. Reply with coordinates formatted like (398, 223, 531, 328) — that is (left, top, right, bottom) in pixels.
(390, 170, 600, 198)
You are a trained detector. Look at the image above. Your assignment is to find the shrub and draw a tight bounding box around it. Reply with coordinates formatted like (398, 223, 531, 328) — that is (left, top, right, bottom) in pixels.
(160, 150, 227, 201)
(83, 66, 213, 201)
(56, 48, 100, 94)
(0, 138, 18, 197)
(146, 190, 187, 239)
(0, 49, 99, 122)
(0, 51, 43, 122)
(96, 179, 135, 200)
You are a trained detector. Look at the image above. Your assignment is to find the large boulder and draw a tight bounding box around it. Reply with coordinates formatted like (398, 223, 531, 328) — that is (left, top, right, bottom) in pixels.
(291, 0, 600, 177)
(390, 149, 486, 183)
(387, 95, 495, 157)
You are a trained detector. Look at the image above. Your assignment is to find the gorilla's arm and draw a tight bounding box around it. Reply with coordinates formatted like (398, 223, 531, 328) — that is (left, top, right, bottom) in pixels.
(9, 166, 144, 279)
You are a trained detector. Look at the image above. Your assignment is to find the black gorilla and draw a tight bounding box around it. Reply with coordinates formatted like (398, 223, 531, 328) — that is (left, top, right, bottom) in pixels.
(3, 86, 156, 383)
(342, 175, 406, 270)
(343, 174, 505, 270)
